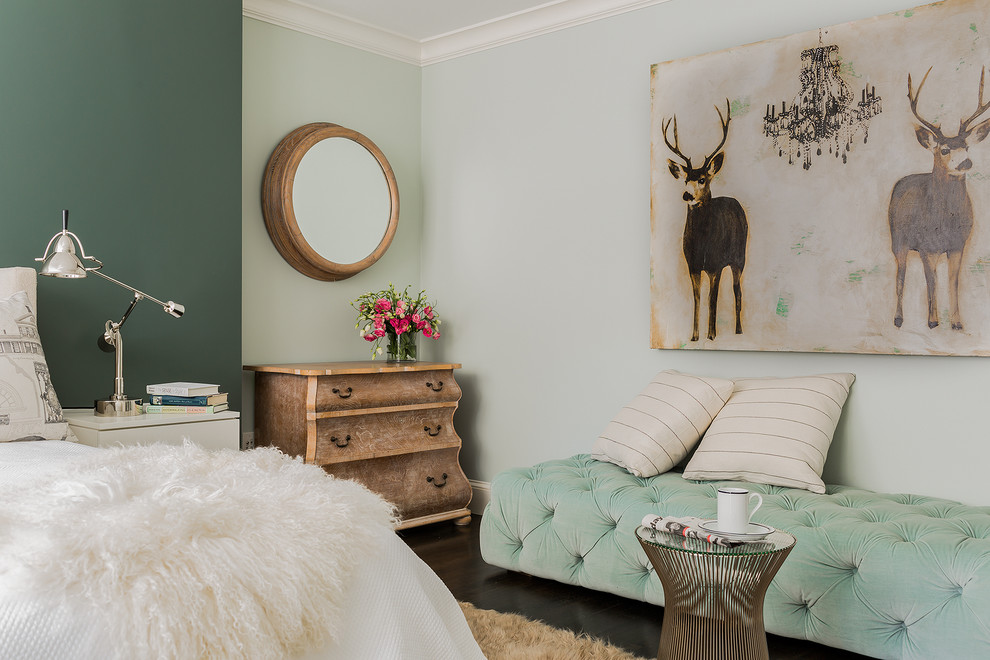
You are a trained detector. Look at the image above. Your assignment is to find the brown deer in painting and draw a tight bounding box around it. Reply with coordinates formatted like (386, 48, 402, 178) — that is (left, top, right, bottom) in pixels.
(889, 67, 990, 330)
(663, 100, 748, 341)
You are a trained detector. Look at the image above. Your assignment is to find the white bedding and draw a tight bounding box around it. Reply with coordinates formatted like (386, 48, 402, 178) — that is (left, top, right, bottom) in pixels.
(0, 441, 484, 660)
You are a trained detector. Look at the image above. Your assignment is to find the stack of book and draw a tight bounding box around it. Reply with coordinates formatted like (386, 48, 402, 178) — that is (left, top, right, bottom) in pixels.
(143, 382, 229, 414)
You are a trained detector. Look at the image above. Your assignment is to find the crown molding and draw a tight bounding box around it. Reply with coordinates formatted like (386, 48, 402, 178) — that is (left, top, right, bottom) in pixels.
(243, 0, 422, 65)
(243, 0, 671, 67)
(420, 0, 671, 65)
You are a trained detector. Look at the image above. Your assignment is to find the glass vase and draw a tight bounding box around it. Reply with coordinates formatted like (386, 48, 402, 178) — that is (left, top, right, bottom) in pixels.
(386, 331, 418, 362)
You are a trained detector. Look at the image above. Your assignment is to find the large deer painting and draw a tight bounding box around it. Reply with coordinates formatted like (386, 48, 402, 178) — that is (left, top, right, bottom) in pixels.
(662, 101, 748, 341)
(888, 67, 990, 331)
(651, 0, 990, 355)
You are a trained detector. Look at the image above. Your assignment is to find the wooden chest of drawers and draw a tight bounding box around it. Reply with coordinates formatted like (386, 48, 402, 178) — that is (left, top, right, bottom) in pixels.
(244, 361, 472, 529)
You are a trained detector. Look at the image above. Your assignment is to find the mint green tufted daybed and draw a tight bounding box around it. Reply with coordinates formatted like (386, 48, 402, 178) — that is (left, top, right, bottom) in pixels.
(480, 455, 990, 659)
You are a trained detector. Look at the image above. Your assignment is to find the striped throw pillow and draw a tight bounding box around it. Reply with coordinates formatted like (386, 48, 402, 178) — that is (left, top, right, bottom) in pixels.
(682, 373, 855, 493)
(592, 370, 734, 477)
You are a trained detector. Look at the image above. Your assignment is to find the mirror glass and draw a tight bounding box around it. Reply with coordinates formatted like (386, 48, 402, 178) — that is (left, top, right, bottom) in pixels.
(293, 138, 391, 265)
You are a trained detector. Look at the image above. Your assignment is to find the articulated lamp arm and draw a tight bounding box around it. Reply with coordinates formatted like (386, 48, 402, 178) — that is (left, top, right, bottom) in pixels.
(89, 269, 185, 318)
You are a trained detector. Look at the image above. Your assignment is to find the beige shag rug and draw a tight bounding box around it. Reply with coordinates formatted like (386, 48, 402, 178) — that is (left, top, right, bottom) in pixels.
(460, 602, 649, 660)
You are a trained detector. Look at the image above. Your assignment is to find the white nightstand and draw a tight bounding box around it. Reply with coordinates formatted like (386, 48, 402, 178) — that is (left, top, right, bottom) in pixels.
(64, 409, 241, 451)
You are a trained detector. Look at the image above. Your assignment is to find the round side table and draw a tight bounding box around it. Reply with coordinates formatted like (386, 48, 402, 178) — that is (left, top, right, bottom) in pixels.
(637, 525, 795, 660)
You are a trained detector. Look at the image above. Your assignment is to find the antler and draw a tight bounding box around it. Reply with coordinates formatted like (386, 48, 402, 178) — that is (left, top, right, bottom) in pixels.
(907, 67, 945, 139)
(662, 115, 691, 168)
(702, 99, 731, 171)
(960, 66, 990, 135)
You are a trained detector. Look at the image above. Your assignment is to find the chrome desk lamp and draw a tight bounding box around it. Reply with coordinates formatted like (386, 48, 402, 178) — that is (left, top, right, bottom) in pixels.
(36, 209, 184, 416)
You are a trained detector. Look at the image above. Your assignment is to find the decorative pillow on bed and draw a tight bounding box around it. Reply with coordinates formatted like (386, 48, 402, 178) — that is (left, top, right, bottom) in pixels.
(592, 370, 734, 477)
(0, 290, 73, 442)
(682, 373, 855, 494)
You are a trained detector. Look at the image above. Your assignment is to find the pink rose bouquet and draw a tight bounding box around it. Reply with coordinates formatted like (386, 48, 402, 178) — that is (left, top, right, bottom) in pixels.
(352, 283, 441, 360)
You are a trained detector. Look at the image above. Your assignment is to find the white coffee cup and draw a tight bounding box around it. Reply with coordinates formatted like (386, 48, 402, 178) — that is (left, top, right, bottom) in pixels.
(717, 487, 763, 534)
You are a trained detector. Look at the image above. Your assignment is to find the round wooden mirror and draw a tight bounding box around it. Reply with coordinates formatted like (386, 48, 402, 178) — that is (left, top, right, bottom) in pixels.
(262, 123, 399, 281)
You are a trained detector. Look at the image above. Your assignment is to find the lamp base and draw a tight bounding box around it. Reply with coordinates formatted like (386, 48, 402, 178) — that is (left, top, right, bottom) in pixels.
(95, 398, 143, 416)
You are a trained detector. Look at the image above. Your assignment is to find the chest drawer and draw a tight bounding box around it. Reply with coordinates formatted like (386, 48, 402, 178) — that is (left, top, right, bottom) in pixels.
(314, 406, 457, 465)
(246, 361, 472, 529)
(315, 369, 459, 411)
(325, 447, 470, 524)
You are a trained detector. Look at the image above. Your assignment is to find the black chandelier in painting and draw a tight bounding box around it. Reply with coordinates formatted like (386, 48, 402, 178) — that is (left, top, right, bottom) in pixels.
(763, 33, 882, 169)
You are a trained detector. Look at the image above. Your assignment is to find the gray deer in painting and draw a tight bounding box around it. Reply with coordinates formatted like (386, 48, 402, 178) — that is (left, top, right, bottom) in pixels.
(663, 100, 748, 341)
(889, 67, 990, 330)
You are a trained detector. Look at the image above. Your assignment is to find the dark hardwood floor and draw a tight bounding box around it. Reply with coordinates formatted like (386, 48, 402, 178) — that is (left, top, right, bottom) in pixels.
(400, 516, 869, 660)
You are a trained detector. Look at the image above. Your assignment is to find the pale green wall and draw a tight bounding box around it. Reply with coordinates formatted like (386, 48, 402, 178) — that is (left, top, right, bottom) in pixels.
(241, 19, 423, 433)
(421, 0, 990, 505)
(242, 0, 989, 505)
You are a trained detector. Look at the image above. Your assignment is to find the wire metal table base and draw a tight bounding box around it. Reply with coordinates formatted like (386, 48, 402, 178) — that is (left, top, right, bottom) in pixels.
(638, 527, 795, 660)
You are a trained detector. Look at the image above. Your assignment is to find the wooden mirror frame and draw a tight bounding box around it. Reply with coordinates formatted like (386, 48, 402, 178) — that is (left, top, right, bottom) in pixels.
(262, 122, 399, 281)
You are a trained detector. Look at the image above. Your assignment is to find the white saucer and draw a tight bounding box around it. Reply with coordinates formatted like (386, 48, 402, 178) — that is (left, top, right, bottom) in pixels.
(696, 520, 774, 541)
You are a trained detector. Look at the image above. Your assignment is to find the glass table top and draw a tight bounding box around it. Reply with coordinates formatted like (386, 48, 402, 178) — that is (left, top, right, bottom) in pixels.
(637, 525, 795, 556)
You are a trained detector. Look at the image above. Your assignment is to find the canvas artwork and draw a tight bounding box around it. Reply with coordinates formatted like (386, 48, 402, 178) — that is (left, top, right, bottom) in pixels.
(650, 0, 990, 356)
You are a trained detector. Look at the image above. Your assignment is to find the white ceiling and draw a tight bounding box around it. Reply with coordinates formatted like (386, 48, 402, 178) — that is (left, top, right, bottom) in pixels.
(243, 0, 668, 65)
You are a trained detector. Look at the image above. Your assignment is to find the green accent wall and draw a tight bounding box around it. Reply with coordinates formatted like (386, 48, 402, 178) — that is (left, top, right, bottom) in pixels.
(0, 1, 243, 412)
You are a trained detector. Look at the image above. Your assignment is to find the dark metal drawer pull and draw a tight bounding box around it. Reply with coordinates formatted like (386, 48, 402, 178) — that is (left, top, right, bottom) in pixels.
(331, 434, 350, 447)
(426, 381, 444, 392)
(424, 424, 442, 436)
(426, 473, 448, 488)
(332, 386, 352, 399)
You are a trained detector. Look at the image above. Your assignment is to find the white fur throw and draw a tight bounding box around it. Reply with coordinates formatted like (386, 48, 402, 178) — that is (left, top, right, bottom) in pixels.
(0, 444, 397, 659)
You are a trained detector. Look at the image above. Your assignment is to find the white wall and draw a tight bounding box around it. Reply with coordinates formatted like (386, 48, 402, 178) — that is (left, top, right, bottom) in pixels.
(241, 19, 424, 434)
(421, 0, 990, 505)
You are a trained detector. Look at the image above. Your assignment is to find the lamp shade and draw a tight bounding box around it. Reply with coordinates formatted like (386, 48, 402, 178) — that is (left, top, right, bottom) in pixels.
(38, 212, 90, 278)
(39, 237, 88, 278)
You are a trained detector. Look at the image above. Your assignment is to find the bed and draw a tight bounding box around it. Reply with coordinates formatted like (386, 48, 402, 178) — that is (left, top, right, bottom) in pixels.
(0, 442, 485, 660)
(0, 267, 484, 659)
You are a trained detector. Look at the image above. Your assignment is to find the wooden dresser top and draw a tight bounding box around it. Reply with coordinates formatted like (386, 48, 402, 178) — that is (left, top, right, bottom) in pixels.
(243, 361, 461, 376)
